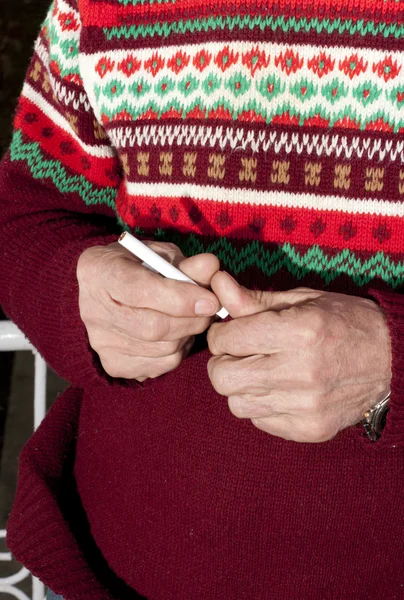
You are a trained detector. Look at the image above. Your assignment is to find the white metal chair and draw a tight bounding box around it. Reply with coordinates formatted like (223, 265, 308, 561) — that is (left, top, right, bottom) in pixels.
(0, 321, 46, 600)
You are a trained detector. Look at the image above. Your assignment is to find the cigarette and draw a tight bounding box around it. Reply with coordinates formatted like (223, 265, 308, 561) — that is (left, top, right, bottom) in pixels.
(118, 232, 229, 319)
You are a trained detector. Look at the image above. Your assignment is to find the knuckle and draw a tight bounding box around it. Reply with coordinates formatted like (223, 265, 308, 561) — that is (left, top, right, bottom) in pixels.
(147, 241, 182, 264)
(306, 417, 335, 443)
(152, 339, 183, 357)
(87, 328, 106, 352)
(166, 339, 183, 355)
(303, 363, 325, 389)
(207, 358, 232, 396)
(192, 317, 213, 337)
(144, 313, 170, 342)
(228, 396, 247, 419)
(251, 418, 271, 435)
(77, 247, 97, 283)
(298, 312, 326, 347)
(112, 256, 136, 290)
(99, 354, 124, 379)
(207, 323, 221, 355)
(303, 391, 325, 414)
(152, 352, 183, 376)
(79, 301, 95, 325)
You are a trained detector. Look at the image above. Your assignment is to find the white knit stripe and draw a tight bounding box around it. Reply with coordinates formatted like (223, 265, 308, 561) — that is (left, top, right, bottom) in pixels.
(22, 83, 115, 158)
(125, 181, 404, 217)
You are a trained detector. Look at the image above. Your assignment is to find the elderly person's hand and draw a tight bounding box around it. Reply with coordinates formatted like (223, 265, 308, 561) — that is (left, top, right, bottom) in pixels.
(77, 242, 220, 381)
(207, 273, 392, 442)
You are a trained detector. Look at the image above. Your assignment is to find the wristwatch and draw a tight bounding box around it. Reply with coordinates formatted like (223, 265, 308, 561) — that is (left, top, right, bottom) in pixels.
(362, 392, 390, 442)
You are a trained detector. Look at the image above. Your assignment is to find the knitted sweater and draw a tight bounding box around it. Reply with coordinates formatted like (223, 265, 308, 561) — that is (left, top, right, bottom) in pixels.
(1, 0, 404, 598)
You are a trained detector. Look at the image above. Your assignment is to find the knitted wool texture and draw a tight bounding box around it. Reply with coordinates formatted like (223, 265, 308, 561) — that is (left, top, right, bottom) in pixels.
(1, 0, 404, 598)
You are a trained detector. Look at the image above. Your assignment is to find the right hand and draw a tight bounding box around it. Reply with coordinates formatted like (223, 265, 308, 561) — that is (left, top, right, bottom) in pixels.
(77, 241, 221, 381)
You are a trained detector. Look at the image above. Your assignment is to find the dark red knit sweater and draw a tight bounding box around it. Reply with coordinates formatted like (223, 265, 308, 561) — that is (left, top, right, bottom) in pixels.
(1, 0, 404, 598)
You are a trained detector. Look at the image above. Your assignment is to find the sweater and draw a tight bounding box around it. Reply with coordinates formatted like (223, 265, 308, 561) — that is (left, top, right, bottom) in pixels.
(1, 0, 404, 597)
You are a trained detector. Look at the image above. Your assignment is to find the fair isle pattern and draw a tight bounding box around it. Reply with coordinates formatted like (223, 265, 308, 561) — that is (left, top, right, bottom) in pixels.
(80, 43, 404, 130)
(8, 0, 404, 290)
(108, 124, 404, 163)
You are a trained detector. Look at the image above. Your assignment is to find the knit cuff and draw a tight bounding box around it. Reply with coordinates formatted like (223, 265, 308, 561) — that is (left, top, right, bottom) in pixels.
(363, 289, 404, 448)
(45, 232, 120, 389)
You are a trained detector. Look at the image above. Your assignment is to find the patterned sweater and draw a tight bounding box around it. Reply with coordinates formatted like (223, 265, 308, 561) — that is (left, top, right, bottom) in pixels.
(1, 0, 404, 598)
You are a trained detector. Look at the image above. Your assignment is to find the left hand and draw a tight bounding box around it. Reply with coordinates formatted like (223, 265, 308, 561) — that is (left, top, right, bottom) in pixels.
(207, 273, 392, 442)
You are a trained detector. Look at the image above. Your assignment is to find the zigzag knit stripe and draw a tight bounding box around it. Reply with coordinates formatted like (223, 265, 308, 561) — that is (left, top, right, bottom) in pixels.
(103, 16, 404, 42)
(10, 130, 118, 208)
(107, 124, 404, 163)
(146, 230, 404, 287)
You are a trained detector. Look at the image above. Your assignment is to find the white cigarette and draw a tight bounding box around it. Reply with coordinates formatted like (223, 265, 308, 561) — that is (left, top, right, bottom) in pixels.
(118, 232, 229, 319)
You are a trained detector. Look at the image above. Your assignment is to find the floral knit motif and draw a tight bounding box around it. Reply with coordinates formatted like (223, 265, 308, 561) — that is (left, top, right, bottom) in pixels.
(8, 0, 404, 289)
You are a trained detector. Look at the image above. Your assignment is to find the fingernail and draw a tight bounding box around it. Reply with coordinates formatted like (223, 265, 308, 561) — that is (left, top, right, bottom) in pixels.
(224, 271, 240, 286)
(195, 299, 216, 316)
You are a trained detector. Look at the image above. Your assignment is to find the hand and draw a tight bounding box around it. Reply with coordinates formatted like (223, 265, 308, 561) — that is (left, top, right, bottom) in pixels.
(77, 241, 220, 381)
(207, 273, 392, 442)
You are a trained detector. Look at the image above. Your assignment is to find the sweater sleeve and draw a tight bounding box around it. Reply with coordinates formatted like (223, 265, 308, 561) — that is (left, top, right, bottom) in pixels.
(0, 0, 123, 388)
(366, 289, 404, 448)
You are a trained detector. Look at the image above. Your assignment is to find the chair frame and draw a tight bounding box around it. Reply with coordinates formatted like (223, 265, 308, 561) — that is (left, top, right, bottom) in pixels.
(0, 321, 46, 600)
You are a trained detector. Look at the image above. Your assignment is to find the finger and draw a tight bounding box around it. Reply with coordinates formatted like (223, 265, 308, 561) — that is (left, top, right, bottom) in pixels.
(88, 327, 193, 358)
(110, 239, 186, 264)
(100, 338, 194, 380)
(208, 353, 319, 397)
(103, 255, 220, 317)
(210, 272, 320, 318)
(178, 253, 221, 287)
(207, 310, 305, 357)
(227, 389, 325, 420)
(143, 241, 185, 265)
(208, 354, 285, 396)
(228, 394, 279, 419)
(104, 304, 213, 341)
(251, 415, 338, 443)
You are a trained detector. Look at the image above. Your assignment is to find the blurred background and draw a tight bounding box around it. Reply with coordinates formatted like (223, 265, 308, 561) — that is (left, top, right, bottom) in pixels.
(0, 0, 68, 594)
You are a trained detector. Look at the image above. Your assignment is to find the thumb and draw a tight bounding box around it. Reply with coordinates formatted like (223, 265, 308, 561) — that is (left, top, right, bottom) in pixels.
(210, 272, 318, 318)
(178, 253, 221, 287)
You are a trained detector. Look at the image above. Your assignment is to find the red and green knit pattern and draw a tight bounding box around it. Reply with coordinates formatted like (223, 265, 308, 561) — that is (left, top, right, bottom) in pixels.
(9, 0, 404, 290)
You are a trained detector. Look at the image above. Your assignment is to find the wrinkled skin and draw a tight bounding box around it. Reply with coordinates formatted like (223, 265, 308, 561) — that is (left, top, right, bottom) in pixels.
(207, 272, 392, 443)
(77, 241, 220, 381)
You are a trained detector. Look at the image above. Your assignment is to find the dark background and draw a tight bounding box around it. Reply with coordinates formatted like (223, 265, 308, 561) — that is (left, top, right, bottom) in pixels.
(0, 0, 68, 592)
(0, 0, 48, 457)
